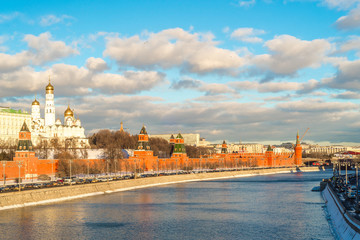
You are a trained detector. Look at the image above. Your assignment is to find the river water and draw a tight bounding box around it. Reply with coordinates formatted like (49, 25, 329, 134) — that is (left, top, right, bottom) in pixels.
(0, 170, 335, 240)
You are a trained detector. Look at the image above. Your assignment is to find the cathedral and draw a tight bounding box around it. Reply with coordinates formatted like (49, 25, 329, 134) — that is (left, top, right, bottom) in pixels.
(30, 79, 89, 148)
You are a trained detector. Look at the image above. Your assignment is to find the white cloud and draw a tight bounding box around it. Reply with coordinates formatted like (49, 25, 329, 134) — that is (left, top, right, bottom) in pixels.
(322, 0, 359, 10)
(230, 79, 320, 93)
(104, 28, 245, 75)
(0, 12, 20, 24)
(92, 71, 165, 94)
(40, 14, 74, 26)
(331, 91, 360, 99)
(277, 99, 358, 112)
(0, 52, 30, 72)
(171, 77, 237, 97)
(253, 35, 331, 75)
(239, 0, 256, 7)
(24, 32, 78, 65)
(231, 28, 265, 43)
(323, 59, 360, 90)
(340, 36, 360, 53)
(86, 57, 108, 72)
(199, 83, 237, 95)
(336, 6, 360, 30)
(0, 33, 78, 71)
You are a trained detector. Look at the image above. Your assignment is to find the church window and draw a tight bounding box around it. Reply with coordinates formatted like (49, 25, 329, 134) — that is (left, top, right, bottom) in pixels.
(25, 154, 27, 157)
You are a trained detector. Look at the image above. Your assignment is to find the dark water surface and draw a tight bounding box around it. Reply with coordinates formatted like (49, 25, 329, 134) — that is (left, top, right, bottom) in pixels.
(0, 170, 335, 240)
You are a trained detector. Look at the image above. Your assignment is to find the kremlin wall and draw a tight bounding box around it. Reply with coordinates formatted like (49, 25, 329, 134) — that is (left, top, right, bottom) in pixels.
(0, 122, 302, 181)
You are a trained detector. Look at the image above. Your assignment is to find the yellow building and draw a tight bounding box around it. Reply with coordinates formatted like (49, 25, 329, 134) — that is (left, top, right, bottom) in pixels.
(0, 107, 31, 145)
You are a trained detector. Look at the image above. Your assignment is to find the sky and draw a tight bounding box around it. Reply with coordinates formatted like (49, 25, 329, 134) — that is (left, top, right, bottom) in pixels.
(1, 0, 360, 145)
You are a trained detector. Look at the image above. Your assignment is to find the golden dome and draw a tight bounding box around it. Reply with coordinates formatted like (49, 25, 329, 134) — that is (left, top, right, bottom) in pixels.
(46, 77, 54, 92)
(32, 98, 40, 105)
(46, 82, 54, 91)
(64, 105, 74, 117)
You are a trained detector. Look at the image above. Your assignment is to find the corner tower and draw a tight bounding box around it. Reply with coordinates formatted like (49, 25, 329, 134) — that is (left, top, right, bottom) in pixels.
(294, 131, 302, 166)
(45, 78, 55, 126)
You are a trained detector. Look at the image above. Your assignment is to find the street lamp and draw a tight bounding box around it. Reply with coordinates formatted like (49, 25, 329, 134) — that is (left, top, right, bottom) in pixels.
(69, 159, 72, 185)
(2, 161, 6, 187)
(134, 159, 137, 179)
(17, 161, 22, 192)
(87, 159, 90, 177)
(176, 159, 178, 175)
(106, 159, 109, 182)
(356, 163, 359, 213)
(114, 159, 117, 177)
(156, 159, 159, 176)
(51, 159, 55, 181)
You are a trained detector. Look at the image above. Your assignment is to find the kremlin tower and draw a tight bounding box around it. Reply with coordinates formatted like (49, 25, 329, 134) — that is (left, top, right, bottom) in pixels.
(172, 133, 187, 158)
(13, 121, 38, 179)
(221, 140, 228, 154)
(130, 125, 158, 171)
(294, 132, 303, 166)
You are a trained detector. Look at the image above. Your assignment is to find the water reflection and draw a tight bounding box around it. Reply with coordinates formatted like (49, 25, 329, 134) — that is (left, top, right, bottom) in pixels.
(0, 171, 335, 240)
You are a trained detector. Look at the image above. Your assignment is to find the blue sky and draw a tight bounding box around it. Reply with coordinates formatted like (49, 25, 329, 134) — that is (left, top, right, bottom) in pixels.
(1, 0, 360, 145)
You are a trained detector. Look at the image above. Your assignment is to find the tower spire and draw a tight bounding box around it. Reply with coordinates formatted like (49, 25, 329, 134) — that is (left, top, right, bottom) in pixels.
(296, 130, 300, 144)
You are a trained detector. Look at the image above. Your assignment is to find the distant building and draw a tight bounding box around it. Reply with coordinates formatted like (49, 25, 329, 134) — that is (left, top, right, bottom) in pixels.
(0, 107, 31, 145)
(304, 145, 348, 155)
(151, 133, 200, 146)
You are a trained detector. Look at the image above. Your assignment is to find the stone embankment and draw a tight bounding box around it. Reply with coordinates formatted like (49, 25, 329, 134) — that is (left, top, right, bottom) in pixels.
(0, 166, 321, 211)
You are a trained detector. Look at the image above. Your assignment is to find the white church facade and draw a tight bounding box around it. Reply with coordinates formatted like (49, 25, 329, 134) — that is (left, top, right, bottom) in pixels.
(31, 80, 89, 148)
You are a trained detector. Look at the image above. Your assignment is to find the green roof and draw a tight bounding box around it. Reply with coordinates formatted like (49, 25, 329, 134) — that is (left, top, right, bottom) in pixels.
(0, 108, 29, 115)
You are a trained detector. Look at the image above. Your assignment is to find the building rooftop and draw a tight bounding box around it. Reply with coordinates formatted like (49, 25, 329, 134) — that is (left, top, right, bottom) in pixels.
(0, 108, 29, 115)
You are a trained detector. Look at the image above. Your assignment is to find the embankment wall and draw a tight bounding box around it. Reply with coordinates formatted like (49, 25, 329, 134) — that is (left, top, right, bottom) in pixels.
(0, 167, 320, 211)
(323, 184, 360, 240)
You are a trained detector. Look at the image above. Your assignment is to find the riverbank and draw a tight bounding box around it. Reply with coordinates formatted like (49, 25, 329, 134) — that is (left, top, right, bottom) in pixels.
(0, 166, 321, 211)
(322, 178, 360, 239)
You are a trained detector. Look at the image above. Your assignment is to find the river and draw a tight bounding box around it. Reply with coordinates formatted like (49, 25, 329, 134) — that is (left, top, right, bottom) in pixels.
(0, 170, 335, 240)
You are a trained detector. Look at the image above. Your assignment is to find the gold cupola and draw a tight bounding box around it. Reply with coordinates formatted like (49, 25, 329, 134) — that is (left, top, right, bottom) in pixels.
(32, 96, 40, 106)
(46, 77, 54, 93)
(64, 105, 74, 117)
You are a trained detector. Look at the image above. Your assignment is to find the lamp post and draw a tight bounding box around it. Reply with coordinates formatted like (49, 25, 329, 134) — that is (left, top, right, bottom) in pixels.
(175, 159, 178, 175)
(51, 159, 55, 181)
(17, 161, 22, 192)
(69, 159, 72, 185)
(346, 160, 348, 184)
(356, 163, 359, 213)
(134, 159, 137, 179)
(114, 159, 117, 177)
(2, 161, 6, 187)
(106, 159, 109, 182)
(87, 159, 90, 177)
(156, 159, 159, 176)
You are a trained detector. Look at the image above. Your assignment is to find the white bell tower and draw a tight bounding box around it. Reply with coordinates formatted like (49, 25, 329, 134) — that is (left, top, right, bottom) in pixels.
(45, 78, 55, 126)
